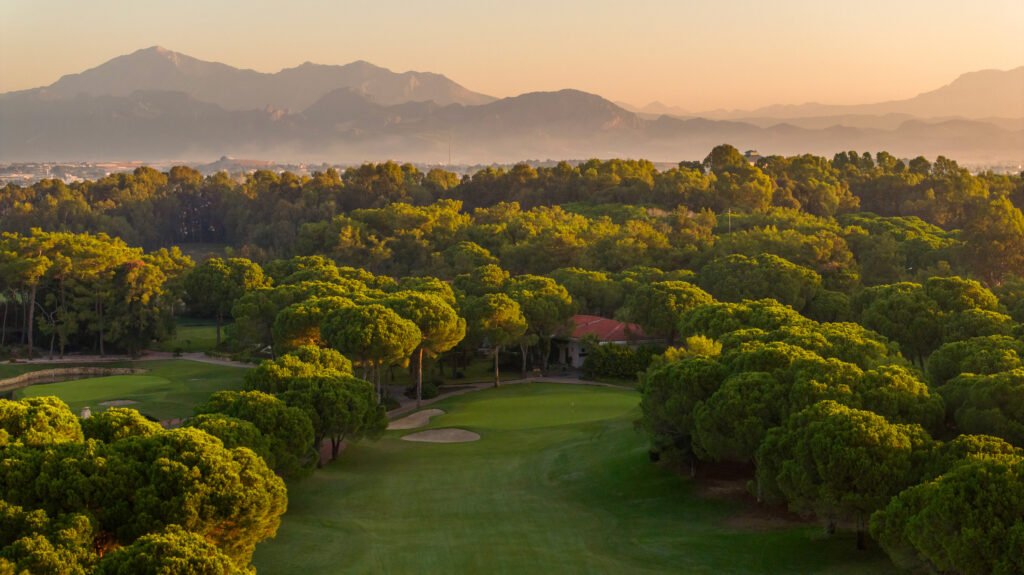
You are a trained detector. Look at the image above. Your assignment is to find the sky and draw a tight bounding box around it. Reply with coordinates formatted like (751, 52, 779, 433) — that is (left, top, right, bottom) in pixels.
(2, 0, 1022, 111)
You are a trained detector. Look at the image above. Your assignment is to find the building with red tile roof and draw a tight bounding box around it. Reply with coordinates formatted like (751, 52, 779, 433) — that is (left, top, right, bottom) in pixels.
(557, 314, 657, 368)
(570, 315, 649, 342)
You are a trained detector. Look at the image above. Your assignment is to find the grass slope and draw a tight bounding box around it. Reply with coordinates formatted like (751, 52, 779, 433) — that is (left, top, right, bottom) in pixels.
(15, 360, 247, 420)
(253, 383, 893, 574)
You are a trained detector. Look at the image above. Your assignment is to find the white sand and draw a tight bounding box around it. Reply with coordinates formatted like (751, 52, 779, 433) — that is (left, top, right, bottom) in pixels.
(99, 399, 139, 406)
(400, 428, 481, 443)
(388, 408, 445, 430)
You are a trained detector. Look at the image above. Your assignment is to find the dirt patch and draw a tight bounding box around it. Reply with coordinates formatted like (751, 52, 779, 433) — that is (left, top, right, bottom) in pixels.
(388, 409, 445, 430)
(318, 440, 347, 465)
(723, 509, 812, 531)
(695, 478, 750, 500)
(693, 477, 813, 531)
(401, 428, 480, 443)
(99, 399, 139, 407)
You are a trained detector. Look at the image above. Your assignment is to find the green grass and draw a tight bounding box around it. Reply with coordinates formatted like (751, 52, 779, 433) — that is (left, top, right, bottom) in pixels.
(151, 318, 221, 353)
(14, 360, 247, 421)
(253, 383, 894, 574)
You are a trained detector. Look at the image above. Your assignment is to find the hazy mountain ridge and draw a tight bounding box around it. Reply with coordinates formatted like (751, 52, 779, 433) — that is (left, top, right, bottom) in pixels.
(692, 66, 1024, 121)
(1, 48, 1021, 164)
(28, 46, 495, 111)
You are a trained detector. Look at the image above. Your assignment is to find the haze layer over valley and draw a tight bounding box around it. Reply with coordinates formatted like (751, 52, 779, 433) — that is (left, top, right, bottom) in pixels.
(1, 47, 1021, 165)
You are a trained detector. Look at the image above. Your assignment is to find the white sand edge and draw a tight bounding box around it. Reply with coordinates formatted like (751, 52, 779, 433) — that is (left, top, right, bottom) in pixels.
(99, 399, 139, 406)
(388, 408, 445, 430)
(400, 428, 481, 443)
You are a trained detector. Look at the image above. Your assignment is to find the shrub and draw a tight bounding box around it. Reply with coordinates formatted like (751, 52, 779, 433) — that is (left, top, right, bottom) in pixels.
(404, 381, 440, 400)
(582, 344, 662, 380)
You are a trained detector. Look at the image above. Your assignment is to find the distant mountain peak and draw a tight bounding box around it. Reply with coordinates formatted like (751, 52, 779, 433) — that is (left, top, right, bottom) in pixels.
(21, 47, 496, 111)
(132, 45, 187, 63)
(697, 65, 1024, 120)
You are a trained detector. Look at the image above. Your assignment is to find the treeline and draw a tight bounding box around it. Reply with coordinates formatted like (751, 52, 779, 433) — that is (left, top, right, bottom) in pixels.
(2, 146, 1020, 259)
(187, 255, 575, 395)
(0, 230, 192, 357)
(641, 293, 1024, 572)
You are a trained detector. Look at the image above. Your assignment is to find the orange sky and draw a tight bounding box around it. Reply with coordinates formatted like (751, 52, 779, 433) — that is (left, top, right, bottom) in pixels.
(2, 0, 1022, 111)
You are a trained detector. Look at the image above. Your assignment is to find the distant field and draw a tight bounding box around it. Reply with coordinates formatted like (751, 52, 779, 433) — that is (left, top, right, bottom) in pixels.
(174, 243, 229, 262)
(15, 360, 247, 421)
(151, 317, 221, 353)
(253, 383, 894, 574)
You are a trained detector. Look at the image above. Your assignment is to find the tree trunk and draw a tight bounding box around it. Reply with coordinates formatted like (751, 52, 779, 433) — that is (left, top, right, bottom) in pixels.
(520, 343, 528, 378)
(376, 362, 385, 403)
(541, 336, 551, 372)
(26, 285, 36, 359)
(216, 313, 223, 346)
(22, 292, 28, 344)
(97, 298, 105, 357)
(494, 345, 501, 387)
(1, 299, 7, 347)
(416, 347, 424, 408)
(331, 437, 344, 459)
(59, 281, 67, 358)
(373, 362, 380, 402)
(856, 515, 867, 550)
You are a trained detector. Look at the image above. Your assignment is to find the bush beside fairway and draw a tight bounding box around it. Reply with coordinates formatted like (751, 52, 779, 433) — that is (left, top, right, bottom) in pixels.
(15, 359, 247, 421)
(253, 383, 894, 574)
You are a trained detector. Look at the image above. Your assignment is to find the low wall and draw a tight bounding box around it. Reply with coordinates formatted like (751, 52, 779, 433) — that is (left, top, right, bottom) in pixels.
(0, 367, 148, 393)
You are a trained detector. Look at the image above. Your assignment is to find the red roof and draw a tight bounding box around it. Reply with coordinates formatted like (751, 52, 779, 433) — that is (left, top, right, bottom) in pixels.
(570, 315, 650, 342)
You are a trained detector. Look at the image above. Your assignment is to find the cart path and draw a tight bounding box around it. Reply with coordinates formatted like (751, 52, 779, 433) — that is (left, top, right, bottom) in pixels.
(11, 350, 253, 369)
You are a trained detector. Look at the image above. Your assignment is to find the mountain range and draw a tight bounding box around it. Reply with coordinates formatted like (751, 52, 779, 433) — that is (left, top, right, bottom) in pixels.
(1, 46, 1021, 164)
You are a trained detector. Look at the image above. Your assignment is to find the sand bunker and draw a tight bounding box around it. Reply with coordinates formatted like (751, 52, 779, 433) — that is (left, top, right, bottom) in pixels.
(99, 399, 139, 406)
(400, 428, 480, 443)
(388, 409, 445, 430)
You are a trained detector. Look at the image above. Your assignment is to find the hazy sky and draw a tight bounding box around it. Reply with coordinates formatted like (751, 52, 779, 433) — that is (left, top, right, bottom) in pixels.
(2, 0, 1022, 111)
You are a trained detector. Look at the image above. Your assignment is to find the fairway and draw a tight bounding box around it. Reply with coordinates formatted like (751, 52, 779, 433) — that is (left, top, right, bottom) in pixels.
(253, 383, 894, 574)
(15, 360, 247, 421)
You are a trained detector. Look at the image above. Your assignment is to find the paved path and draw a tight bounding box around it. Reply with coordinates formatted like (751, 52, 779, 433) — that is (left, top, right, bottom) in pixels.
(10, 350, 254, 369)
(386, 376, 635, 418)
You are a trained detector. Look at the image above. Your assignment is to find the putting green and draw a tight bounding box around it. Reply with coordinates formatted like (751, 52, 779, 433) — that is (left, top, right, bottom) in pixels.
(253, 383, 894, 574)
(14, 360, 247, 421)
